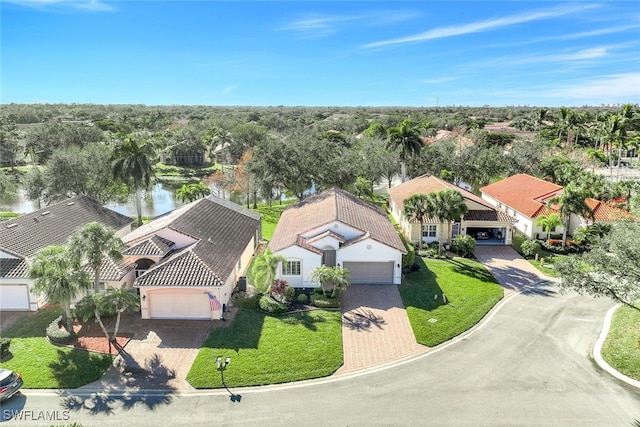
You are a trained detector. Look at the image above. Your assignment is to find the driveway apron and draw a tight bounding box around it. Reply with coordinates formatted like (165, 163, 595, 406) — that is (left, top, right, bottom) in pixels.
(336, 285, 427, 375)
(474, 245, 553, 295)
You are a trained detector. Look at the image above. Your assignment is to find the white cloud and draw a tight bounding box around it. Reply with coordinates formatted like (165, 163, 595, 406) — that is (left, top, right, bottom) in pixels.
(548, 73, 640, 101)
(363, 3, 600, 48)
(5, 0, 115, 11)
(221, 85, 239, 95)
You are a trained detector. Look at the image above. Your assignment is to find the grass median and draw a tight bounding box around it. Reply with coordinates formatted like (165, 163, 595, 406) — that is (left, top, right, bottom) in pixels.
(601, 305, 640, 381)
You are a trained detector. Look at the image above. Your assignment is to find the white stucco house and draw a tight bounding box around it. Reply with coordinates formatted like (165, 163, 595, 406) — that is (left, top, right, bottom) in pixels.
(0, 195, 133, 311)
(123, 196, 261, 320)
(268, 187, 407, 287)
(388, 174, 517, 246)
(480, 174, 633, 239)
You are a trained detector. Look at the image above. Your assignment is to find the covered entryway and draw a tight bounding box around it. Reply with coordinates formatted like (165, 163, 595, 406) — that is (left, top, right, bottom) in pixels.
(149, 290, 213, 319)
(343, 261, 394, 285)
(466, 227, 507, 245)
(0, 285, 30, 310)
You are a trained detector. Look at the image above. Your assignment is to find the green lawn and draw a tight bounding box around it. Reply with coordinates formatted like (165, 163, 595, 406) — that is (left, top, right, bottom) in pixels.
(251, 200, 296, 241)
(187, 307, 342, 388)
(510, 233, 565, 277)
(601, 305, 640, 381)
(0, 308, 113, 388)
(399, 257, 504, 347)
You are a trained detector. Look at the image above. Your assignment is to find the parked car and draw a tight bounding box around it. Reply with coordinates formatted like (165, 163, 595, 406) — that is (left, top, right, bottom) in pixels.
(476, 231, 490, 240)
(0, 368, 23, 401)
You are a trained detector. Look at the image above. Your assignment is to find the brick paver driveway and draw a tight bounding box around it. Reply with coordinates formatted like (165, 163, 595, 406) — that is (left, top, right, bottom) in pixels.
(474, 245, 554, 295)
(336, 285, 427, 375)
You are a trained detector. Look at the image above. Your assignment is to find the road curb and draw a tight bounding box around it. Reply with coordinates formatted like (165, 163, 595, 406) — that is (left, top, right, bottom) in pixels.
(593, 303, 640, 389)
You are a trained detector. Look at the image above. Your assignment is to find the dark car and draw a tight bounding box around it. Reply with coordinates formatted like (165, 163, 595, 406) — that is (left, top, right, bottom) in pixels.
(0, 368, 23, 401)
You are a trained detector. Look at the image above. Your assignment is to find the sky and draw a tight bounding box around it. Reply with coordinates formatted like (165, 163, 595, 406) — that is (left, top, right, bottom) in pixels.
(2, 1, 639, 107)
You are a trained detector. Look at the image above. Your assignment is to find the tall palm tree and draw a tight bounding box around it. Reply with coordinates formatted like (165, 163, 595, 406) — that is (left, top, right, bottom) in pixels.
(75, 292, 110, 342)
(104, 286, 139, 343)
(69, 222, 125, 294)
(536, 212, 563, 242)
(403, 193, 434, 251)
(28, 245, 91, 331)
(428, 189, 468, 252)
(112, 135, 156, 226)
(387, 119, 423, 183)
(248, 248, 287, 294)
(548, 184, 594, 247)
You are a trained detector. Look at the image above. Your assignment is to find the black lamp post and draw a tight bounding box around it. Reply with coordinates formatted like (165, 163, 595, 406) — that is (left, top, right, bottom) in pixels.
(216, 356, 240, 402)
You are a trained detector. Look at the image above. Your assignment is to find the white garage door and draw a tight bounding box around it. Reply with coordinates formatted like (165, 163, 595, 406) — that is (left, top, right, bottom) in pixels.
(149, 291, 213, 319)
(0, 285, 30, 310)
(343, 262, 394, 285)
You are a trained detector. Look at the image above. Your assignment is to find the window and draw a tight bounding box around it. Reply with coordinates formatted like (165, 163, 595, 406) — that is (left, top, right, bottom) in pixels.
(283, 260, 301, 276)
(422, 225, 437, 238)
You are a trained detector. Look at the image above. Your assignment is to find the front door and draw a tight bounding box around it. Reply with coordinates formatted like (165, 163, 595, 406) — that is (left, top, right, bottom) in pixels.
(323, 249, 336, 267)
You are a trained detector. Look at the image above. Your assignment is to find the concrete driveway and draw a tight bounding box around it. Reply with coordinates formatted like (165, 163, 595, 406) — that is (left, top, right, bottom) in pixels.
(81, 310, 237, 391)
(336, 285, 427, 374)
(474, 245, 553, 295)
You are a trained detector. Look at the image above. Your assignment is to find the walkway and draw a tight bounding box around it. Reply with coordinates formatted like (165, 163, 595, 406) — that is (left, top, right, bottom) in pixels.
(473, 245, 553, 295)
(335, 284, 427, 375)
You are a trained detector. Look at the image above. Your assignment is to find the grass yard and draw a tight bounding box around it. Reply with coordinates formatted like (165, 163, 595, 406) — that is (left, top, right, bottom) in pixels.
(187, 307, 342, 388)
(510, 233, 565, 278)
(601, 305, 640, 381)
(251, 199, 296, 240)
(0, 308, 113, 388)
(400, 257, 504, 347)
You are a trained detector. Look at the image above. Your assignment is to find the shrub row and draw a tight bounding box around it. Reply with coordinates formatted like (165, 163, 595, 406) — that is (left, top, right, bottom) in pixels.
(310, 292, 340, 308)
(46, 315, 76, 344)
(258, 295, 288, 314)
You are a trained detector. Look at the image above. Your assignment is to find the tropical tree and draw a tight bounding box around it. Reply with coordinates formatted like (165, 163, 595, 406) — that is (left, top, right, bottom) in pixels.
(247, 248, 287, 294)
(112, 135, 156, 226)
(28, 245, 91, 331)
(175, 182, 211, 203)
(387, 119, 423, 183)
(403, 194, 434, 251)
(547, 184, 594, 247)
(309, 265, 333, 297)
(104, 286, 140, 343)
(536, 212, 563, 242)
(69, 222, 125, 294)
(74, 292, 111, 342)
(329, 266, 351, 298)
(428, 189, 468, 251)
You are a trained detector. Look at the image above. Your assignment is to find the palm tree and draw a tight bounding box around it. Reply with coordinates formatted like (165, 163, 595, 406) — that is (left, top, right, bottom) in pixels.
(535, 212, 563, 242)
(387, 119, 423, 183)
(309, 265, 333, 297)
(28, 245, 91, 331)
(104, 286, 139, 343)
(535, 108, 549, 138)
(428, 189, 468, 252)
(329, 266, 351, 298)
(75, 292, 110, 342)
(248, 248, 287, 294)
(112, 135, 156, 226)
(548, 184, 594, 247)
(69, 222, 125, 294)
(175, 182, 211, 203)
(403, 194, 434, 251)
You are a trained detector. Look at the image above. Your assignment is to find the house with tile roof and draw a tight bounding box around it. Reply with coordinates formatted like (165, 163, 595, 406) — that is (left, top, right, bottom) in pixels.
(122, 196, 261, 320)
(480, 173, 633, 239)
(0, 195, 133, 311)
(268, 187, 407, 286)
(388, 174, 517, 246)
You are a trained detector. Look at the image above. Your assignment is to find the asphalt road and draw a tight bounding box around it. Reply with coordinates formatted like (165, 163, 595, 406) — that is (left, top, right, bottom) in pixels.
(5, 283, 640, 426)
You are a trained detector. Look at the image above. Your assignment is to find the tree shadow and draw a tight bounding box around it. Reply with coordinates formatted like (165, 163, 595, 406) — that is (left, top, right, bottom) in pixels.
(445, 258, 497, 282)
(57, 353, 177, 415)
(200, 308, 264, 351)
(400, 258, 447, 311)
(342, 308, 387, 332)
(280, 311, 327, 332)
(519, 281, 558, 297)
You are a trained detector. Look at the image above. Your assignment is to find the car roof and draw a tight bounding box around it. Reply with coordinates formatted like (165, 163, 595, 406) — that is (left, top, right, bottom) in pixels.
(0, 369, 14, 381)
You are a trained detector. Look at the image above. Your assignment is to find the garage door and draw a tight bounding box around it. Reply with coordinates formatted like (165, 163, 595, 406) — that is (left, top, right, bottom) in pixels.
(343, 262, 394, 285)
(149, 291, 213, 319)
(0, 285, 30, 310)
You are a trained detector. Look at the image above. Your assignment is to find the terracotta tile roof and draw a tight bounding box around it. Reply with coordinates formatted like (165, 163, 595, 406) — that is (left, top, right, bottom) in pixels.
(135, 244, 224, 287)
(0, 258, 28, 278)
(388, 174, 497, 213)
(0, 195, 132, 259)
(131, 197, 261, 287)
(123, 235, 174, 256)
(480, 174, 563, 218)
(585, 198, 634, 222)
(269, 187, 406, 254)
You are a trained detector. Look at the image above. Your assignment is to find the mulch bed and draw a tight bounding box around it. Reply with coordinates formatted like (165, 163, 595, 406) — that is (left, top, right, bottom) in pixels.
(69, 320, 132, 356)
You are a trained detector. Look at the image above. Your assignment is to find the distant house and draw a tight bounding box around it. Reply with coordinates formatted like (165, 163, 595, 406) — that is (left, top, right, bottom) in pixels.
(480, 173, 633, 239)
(0, 196, 133, 311)
(388, 174, 516, 246)
(268, 187, 406, 286)
(123, 197, 261, 320)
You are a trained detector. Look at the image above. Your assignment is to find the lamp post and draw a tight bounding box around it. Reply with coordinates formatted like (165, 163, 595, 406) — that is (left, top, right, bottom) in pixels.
(216, 356, 240, 402)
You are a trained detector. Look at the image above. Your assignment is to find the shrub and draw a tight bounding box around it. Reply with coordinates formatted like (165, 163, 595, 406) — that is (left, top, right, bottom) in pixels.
(520, 239, 541, 258)
(451, 234, 476, 258)
(401, 238, 415, 268)
(46, 315, 76, 344)
(258, 295, 288, 314)
(284, 285, 295, 303)
(310, 292, 340, 308)
(0, 337, 11, 358)
(296, 293, 309, 304)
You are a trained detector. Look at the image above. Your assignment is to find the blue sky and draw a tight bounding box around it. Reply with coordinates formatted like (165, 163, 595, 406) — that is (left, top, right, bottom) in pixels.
(2, 1, 639, 107)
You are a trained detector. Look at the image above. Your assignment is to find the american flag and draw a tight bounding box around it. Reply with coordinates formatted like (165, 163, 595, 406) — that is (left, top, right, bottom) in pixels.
(207, 292, 221, 311)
